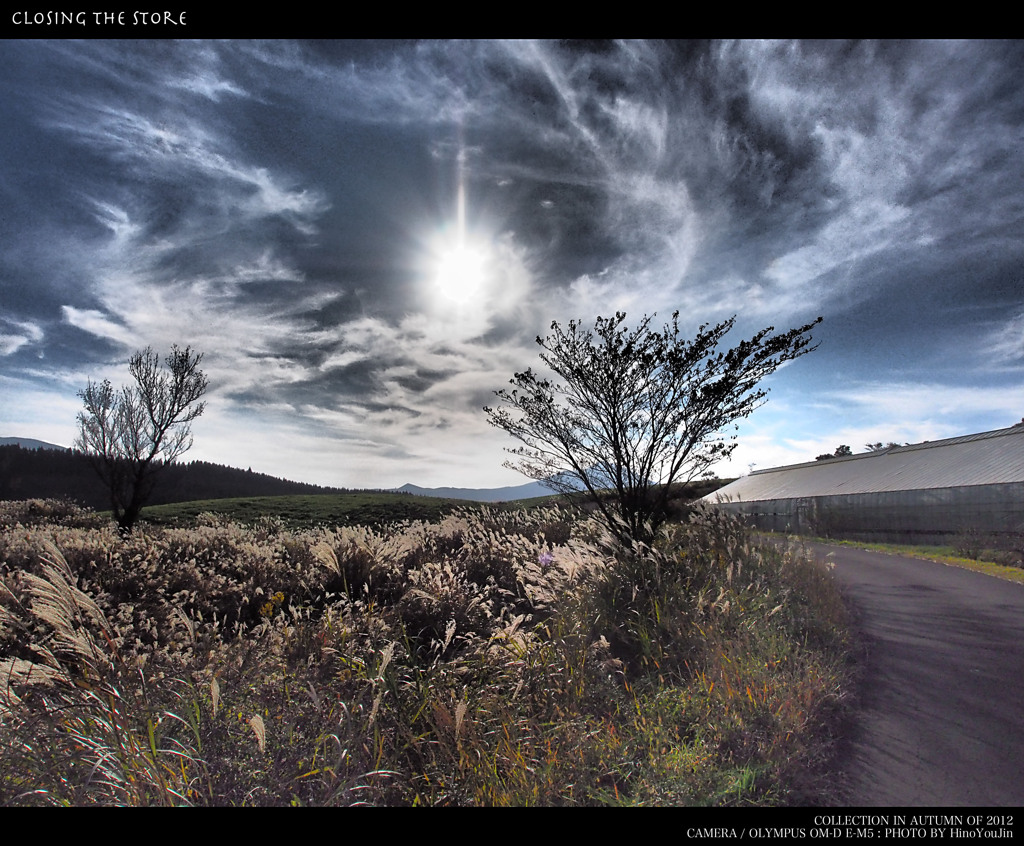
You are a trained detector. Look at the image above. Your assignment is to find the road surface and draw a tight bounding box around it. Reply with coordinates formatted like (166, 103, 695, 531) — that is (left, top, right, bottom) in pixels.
(803, 542, 1024, 807)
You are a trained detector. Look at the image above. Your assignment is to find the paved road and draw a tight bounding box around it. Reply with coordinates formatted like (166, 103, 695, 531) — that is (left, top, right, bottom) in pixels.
(802, 542, 1024, 807)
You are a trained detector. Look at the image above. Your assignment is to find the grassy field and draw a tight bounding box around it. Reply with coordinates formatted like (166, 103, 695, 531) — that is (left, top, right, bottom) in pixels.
(0, 497, 853, 806)
(138, 492, 472, 529)
(125, 479, 728, 530)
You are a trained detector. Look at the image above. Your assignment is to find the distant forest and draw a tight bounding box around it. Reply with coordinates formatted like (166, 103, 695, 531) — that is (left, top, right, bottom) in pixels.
(0, 444, 351, 510)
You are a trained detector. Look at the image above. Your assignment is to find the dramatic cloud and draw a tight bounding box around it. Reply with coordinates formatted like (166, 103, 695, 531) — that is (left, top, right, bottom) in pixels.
(2, 40, 1023, 487)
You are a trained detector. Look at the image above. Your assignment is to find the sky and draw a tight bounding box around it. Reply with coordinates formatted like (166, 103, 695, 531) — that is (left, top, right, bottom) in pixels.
(2, 39, 1023, 490)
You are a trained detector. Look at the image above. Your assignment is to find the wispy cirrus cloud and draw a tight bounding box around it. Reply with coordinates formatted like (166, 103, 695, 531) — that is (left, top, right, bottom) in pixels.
(0, 318, 43, 356)
(985, 309, 1024, 366)
(2, 40, 1023, 488)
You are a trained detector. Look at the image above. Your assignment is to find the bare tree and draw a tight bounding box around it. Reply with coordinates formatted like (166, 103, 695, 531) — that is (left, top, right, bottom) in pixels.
(75, 345, 208, 533)
(485, 312, 822, 544)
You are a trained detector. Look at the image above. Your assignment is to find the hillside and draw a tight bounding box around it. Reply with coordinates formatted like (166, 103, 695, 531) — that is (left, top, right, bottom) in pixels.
(0, 437, 68, 451)
(1, 440, 733, 516)
(0, 443, 351, 509)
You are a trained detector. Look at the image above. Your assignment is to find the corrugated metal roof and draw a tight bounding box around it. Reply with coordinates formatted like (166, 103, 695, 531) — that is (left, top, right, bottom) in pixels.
(704, 425, 1024, 503)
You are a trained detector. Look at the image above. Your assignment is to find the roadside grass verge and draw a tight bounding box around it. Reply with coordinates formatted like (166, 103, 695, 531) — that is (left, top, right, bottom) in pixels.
(1, 498, 852, 806)
(786, 536, 1024, 585)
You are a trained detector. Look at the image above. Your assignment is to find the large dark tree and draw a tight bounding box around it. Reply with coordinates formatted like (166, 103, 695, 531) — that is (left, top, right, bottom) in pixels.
(485, 312, 822, 544)
(75, 345, 209, 533)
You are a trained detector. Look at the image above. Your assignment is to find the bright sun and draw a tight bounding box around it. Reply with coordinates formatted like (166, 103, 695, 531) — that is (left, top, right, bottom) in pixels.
(435, 241, 487, 303)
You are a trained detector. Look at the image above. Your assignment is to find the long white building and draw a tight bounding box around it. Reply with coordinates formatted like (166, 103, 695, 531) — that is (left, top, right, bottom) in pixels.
(703, 424, 1024, 545)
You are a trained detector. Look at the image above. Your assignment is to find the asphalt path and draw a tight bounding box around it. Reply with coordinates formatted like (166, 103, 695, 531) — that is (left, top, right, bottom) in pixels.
(802, 542, 1024, 806)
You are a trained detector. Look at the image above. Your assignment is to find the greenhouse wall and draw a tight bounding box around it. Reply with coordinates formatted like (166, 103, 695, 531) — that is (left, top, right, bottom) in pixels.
(716, 482, 1024, 546)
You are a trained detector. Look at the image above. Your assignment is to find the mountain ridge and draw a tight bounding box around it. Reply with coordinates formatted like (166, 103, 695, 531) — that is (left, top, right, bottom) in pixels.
(0, 437, 69, 451)
(395, 480, 560, 502)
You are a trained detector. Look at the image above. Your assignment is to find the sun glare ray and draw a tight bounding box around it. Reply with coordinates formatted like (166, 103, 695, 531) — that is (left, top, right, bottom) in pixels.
(429, 124, 492, 305)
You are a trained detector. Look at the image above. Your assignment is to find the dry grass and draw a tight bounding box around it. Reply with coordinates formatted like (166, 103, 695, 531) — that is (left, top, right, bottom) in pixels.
(1, 499, 852, 805)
